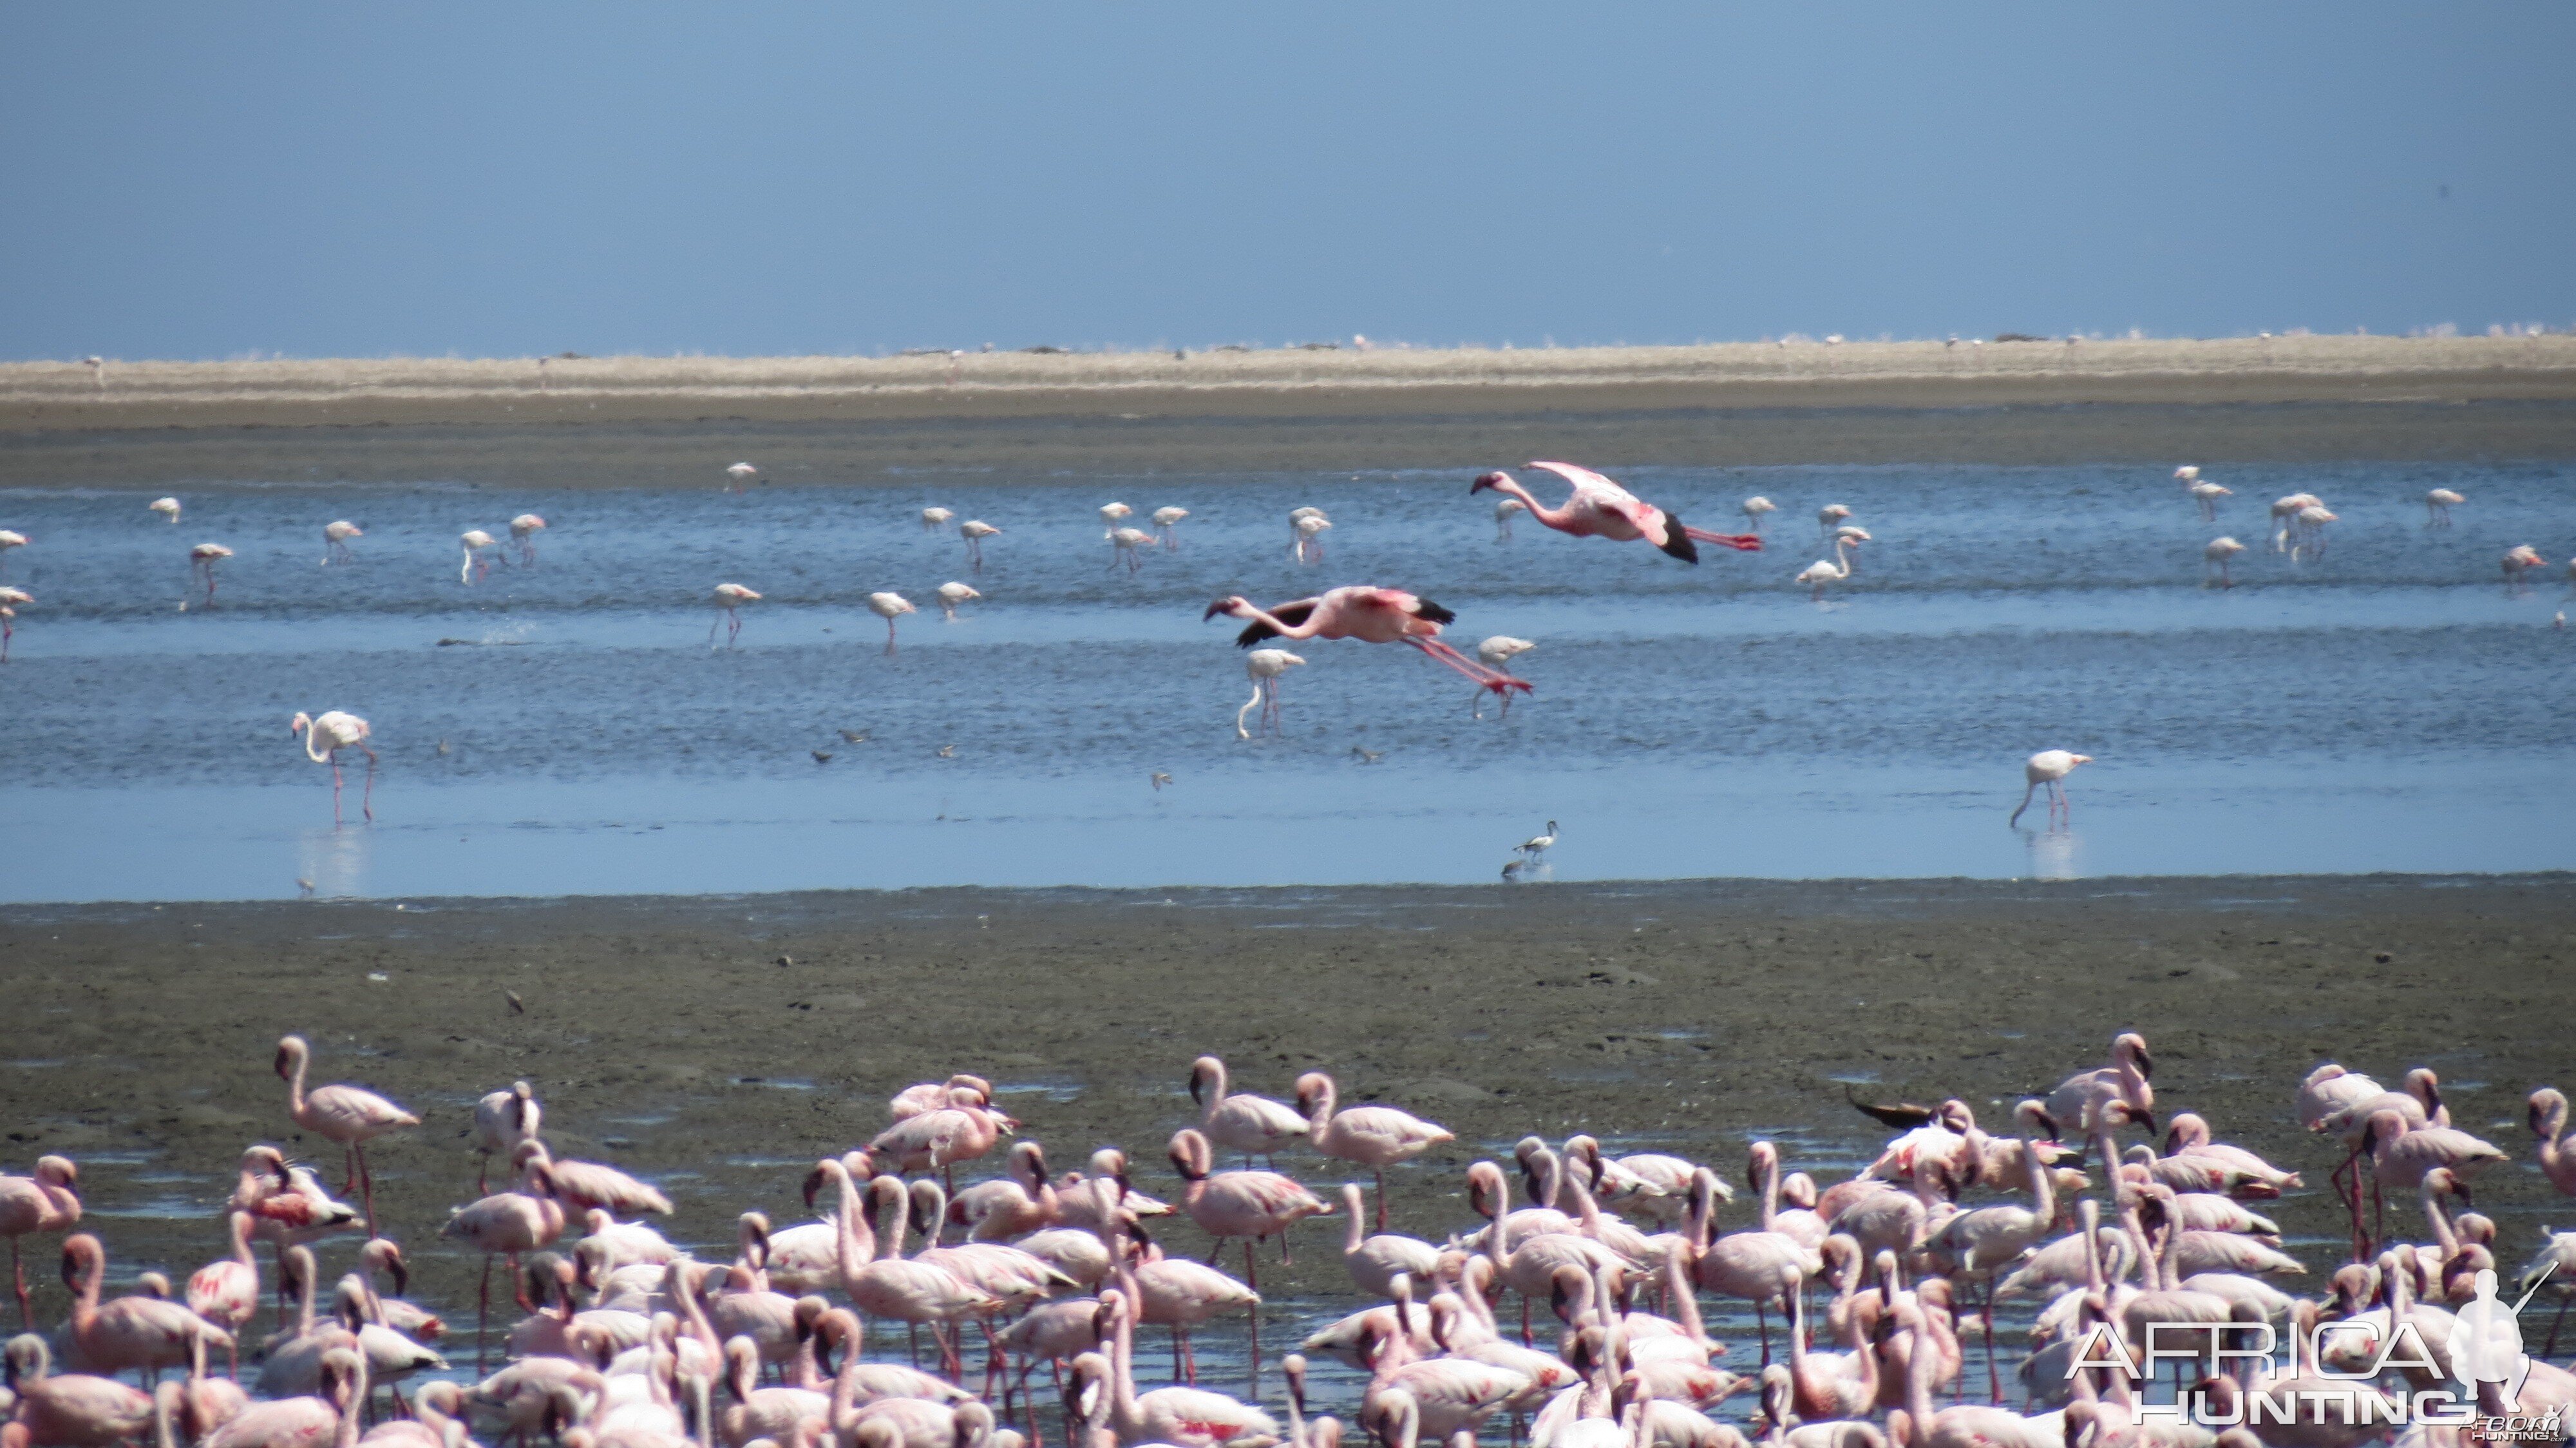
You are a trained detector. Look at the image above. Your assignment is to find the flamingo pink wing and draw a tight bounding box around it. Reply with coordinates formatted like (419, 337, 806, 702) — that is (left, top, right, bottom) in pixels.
(1524, 461, 1668, 539)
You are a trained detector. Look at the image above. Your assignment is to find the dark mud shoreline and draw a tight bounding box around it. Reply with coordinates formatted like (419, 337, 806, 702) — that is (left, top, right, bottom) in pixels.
(3, 874, 2571, 1330)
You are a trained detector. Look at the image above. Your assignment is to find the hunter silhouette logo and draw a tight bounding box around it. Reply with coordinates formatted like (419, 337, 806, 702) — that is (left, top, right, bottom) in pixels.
(2456, 1264, 2553, 1415)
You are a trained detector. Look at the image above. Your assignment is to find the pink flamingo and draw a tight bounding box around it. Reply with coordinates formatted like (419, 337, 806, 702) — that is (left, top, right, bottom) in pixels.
(1166, 1126, 1329, 1288)
(185, 1210, 261, 1371)
(435, 1150, 564, 1369)
(0, 1154, 79, 1327)
(1110, 528, 1155, 573)
(1068, 1296, 1280, 1447)
(1692, 1145, 1823, 1363)
(507, 515, 546, 564)
(1206, 588, 1530, 706)
(960, 520, 1001, 571)
(1471, 462, 1763, 564)
(62, 1233, 230, 1382)
(321, 522, 362, 566)
(2530, 1088, 2576, 1197)
(471, 1080, 540, 1194)
(950, 1141, 1060, 1241)
(191, 543, 234, 604)
(289, 712, 377, 824)
(809, 1158, 998, 1375)
(1336, 1183, 1438, 1300)
(1, 1335, 154, 1447)
(0, 586, 28, 662)
(509, 1140, 672, 1216)
(708, 583, 760, 646)
(2360, 1110, 2508, 1252)
(209, 1345, 365, 1448)
(1188, 1057, 1310, 1163)
(2426, 488, 2463, 526)
(272, 1036, 412, 1237)
(2205, 537, 2245, 586)
(2505, 544, 2549, 591)
(457, 531, 497, 584)
(1294, 1072, 1454, 1230)
(864, 1085, 1007, 1189)
(2041, 1033, 2155, 1141)
(867, 592, 918, 654)
(2008, 750, 2092, 830)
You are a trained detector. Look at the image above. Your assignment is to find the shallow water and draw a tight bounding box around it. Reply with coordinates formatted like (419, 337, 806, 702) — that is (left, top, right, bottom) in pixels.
(3, 459, 2571, 902)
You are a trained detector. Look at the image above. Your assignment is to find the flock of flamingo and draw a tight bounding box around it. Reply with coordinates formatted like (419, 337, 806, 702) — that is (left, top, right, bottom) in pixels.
(5, 1031, 2576, 1448)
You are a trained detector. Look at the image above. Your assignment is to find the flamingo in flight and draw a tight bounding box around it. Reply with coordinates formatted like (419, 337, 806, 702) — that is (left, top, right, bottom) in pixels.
(1205, 588, 1531, 703)
(1470, 463, 1761, 562)
(290, 710, 377, 823)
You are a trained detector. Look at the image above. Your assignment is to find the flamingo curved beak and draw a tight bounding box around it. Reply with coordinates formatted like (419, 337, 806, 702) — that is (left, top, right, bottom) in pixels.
(1202, 599, 1233, 621)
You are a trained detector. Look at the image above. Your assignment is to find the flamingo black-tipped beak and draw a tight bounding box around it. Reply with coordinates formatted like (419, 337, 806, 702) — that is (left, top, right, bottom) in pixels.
(1202, 599, 1231, 621)
(1470, 472, 1503, 493)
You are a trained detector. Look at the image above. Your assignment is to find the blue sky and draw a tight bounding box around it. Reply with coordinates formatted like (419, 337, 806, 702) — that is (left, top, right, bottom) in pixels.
(4, 5, 2570, 360)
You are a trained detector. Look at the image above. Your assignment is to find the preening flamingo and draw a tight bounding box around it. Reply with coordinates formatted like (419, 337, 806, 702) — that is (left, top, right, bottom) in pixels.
(1493, 498, 1525, 541)
(2204, 537, 2246, 587)
(458, 531, 497, 584)
(2425, 488, 2463, 526)
(725, 462, 759, 490)
(960, 520, 1001, 571)
(507, 515, 547, 564)
(1152, 508, 1189, 549)
(1796, 534, 1862, 600)
(1471, 463, 1761, 563)
(0, 1154, 80, 1328)
(191, 544, 234, 604)
(1110, 528, 1155, 573)
(289, 711, 377, 824)
(1742, 496, 1777, 532)
(1472, 637, 1533, 717)
(273, 1034, 416, 1236)
(710, 584, 760, 646)
(2007, 750, 2090, 830)
(151, 497, 181, 522)
(1205, 587, 1531, 705)
(922, 507, 956, 532)
(867, 593, 918, 654)
(1294, 1073, 1452, 1230)
(1236, 649, 1305, 739)
(321, 522, 361, 566)
(0, 586, 30, 662)
(934, 582, 981, 621)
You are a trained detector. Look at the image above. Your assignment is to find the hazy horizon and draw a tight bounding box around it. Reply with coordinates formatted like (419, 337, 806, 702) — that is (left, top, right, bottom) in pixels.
(6, 5, 2572, 362)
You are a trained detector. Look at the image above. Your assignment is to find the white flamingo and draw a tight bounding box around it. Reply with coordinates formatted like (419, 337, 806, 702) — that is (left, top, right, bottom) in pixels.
(1099, 502, 1133, 537)
(1796, 533, 1862, 600)
(459, 531, 498, 584)
(1237, 649, 1306, 739)
(725, 462, 759, 490)
(1742, 497, 1777, 532)
(710, 584, 760, 646)
(921, 506, 955, 532)
(934, 582, 981, 620)
(1473, 638, 1535, 718)
(290, 712, 378, 824)
(1110, 528, 1155, 573)
(960, 520, 1001, 571)
(1152, 508, 1189, 549)
(507, 515, 547, 564)
(867, 593, 917, 654)
(321, 522, 362, 566)
(2204, 537, 2246, 587)
(2008, 750, 2091, 829)
(2425, 488, 2463, 527)
(151, 497, 181, 522)
(1494, 498, 1526, 541)
(191, 544, 234, 604)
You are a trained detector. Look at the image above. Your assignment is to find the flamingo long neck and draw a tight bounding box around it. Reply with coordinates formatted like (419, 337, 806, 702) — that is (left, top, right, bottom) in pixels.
(2420, 1180, 2458, 1255)
(333, 1365, 366, 1448)
(1236, 603, 1327, 643)
(1830, 538, 1857, 577)
(227, 1212, 254, 1271)
(831, 1168, 876, 1281)
(1343, 1185, 1367, 1258)
(285, 1046, 312, 1117)
(2023, 1147, 2055, 1226)
(1757, 1150, 1781, 1232)
(1109, 1299, 1141, 1434)
(877, 1180, 912, 1261)
(1663, 1244, 1707, 1342)
(1307, 1077, 1338, 1145)
(1901, 1310, 1935, 1442)
(1237, 682, 1265, 738)
(2079, 1203, 2105, 1296)
(299, 726, 331, 765)
(1492, 477, 1579, 531)
(1200, 1062, 1229, 1131)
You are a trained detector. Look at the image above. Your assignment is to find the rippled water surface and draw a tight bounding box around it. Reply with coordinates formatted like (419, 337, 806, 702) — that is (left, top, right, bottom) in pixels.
(5, 458, 2571, 901)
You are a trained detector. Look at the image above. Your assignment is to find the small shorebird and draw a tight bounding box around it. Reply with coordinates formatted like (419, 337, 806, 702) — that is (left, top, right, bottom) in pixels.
(1515, 820, 1558, 859)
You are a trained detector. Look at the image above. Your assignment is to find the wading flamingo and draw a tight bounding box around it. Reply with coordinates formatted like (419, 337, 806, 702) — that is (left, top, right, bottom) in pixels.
(437, 1152, 563, 1369)
(62, 1232, 229, 1380)
(921, 507, 955, 532)
(185, 1211, 260, 1370)
(1819, 504, 1853, 538)
(1494, 498, 1526, 540)
(2, 1335, 153, 1445)
(0, 1155, 80, 1327)
(710, 584, 760, 646)
(458, 531, 497, 584)
(471, 1081, 540, 1194)
(2268, 493, 2321, 552)
(2504, 546, 2548, 591)
(1294, 1073, 1452, 1230)
(2426, 489, 2462, 526)
(1099, 502, 1133, 537)
(0, 531, 23, 575)
(1153, 508, 1189, 549)
(289, 711, 377, 824)
(1473, 638, 1534, 718)
(1235, 650, 1305, 741)
(726, 462, 759, 490)
(1110, 528, 1155, 573)
(273, 1034, 416, 1237)
(0, 587, 29, 662)
(1293, 514, 1332, 566)
(1206, 588, 1531, 705)
(1472, 463, 1761, 563)
(960, 521, 1001, 571)
(507, 515, 546, 564)
(2291, 505, 2338, 562)
(934, 582, 981, 621)
(151, 497, 182, 523)
(2007, 750, 2090, 829)
(2205, 537, 2246, 587)
(1796, 534, 1862, 600)
(867, 593, 917, 654)
(1742, 497, 1777, 532)
(1189, 1058, 1310, 1163)
(321, 522, 362, 566)
(191, 544, 234, 603)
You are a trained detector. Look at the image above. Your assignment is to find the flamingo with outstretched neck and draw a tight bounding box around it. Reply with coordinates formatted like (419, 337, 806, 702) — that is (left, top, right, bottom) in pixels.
(1204, 588, 1530, 704)
(1472, 463, 1761, 563)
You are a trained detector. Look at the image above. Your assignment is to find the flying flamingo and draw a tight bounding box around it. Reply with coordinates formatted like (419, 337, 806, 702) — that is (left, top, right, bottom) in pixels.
(151, 497, 181, 522)
(726, 462, 759, 490)
(1110, 528, 1155, 573)
(458, 531, 497, 584)
(1795, 533, 1862, 600)
(191, 544, 234, 603)
(2204, 537, 2246, 587)
(1204, 587, 1531, 705)
(960, 520, 1001, 571)
(321, 522, 361, 566)
(0, 587, 29, 662)
(1742, 496, 1778, 532)
(935, 582, 981, 620)
(290, 711, 377, 823)
(0, 1155, 80, 1328)
(1493, 497, 1526, 540)
(2504, 545, 2548, 590)
(710, 584, 760, 646)
(1293, 513, 1332, 565)
(1099, 502, 1133, 537)
(2425, 489, 2463, 526)
(1153, 508, 1189, 549)
(1236, 649, 1305, 740)
(1473, 638, 1534, 718)
(922, 507, 955, 531)
(273, 1034, 417, 1237)
(867, 593, 917, 653)
(2007, 750, 2091, 829)
(507, 515, 546, 564)
(1471, 463, 1761, 563)
(1294, 1072, 1453, 1230)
